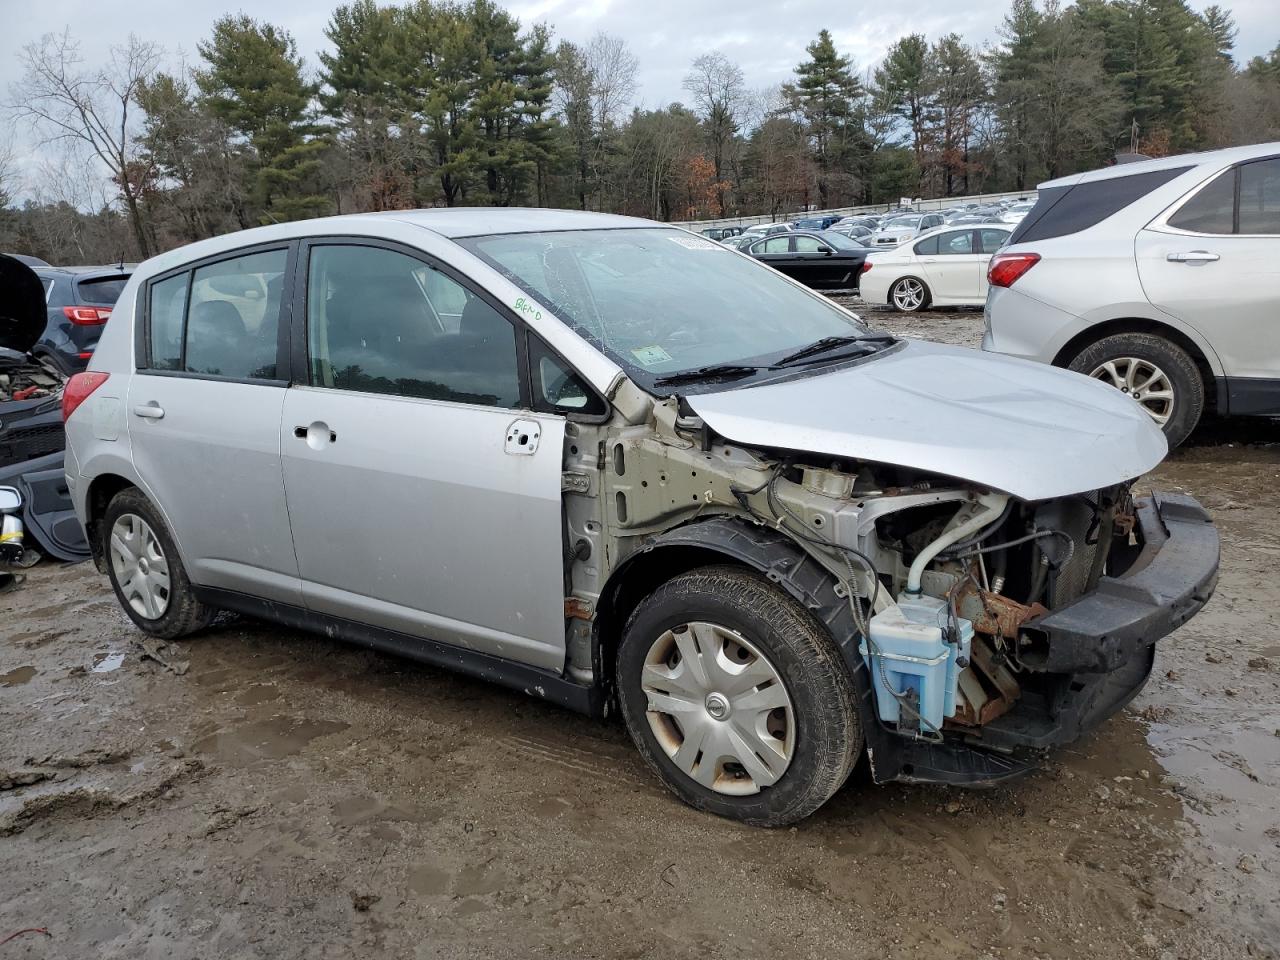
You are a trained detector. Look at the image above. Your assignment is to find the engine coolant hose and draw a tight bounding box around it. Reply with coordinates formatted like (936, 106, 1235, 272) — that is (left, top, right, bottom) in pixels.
(905, 491, 1010, 595)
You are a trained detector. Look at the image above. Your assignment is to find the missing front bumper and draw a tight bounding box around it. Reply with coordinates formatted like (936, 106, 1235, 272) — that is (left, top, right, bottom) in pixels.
(869, 492, 1219, 786)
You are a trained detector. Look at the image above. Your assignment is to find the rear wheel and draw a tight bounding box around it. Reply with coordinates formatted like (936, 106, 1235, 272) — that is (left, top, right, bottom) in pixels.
(103, 488, 216, 639)
(616, 565, 861, 826)
(1067, 333, 1203, 448)
(890, 276, 930, 312)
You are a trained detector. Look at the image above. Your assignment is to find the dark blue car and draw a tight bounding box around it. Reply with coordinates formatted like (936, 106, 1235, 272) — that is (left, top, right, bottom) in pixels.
(31, 265, 133, 374)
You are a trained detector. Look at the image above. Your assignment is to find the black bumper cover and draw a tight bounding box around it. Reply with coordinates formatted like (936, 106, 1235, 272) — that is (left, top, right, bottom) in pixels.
(884, 492, 1218, 784)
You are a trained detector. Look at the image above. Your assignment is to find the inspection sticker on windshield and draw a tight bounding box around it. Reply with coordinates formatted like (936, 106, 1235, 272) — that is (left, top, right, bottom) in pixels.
(667, 236, 720, 251)
(631, 345, 673, 366)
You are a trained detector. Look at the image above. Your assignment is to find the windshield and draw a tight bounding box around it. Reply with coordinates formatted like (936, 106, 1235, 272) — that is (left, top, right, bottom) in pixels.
(883, 216, 921, 229)
(459, 228, 878, 392)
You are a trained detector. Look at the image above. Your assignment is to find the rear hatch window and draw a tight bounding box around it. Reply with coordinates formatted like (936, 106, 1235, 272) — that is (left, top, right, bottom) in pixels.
(1009, 167, 1192, 244)
(76, 275, 130, 305)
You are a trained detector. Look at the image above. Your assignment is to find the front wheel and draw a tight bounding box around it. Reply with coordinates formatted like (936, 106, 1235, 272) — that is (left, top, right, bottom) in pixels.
(616, 566, 862, 826)
(1067, 333, 1204, 448)
(890, 276, 930, 312)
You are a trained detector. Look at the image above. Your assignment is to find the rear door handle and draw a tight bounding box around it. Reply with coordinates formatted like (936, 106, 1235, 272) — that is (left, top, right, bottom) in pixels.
(132, 402, 164, 420)
(294, 422, 337, 445)
(1167, 250, 1220, 263)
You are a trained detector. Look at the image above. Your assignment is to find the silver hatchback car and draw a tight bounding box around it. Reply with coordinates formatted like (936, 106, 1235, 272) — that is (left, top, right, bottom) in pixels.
(63, 209, 1219, 825)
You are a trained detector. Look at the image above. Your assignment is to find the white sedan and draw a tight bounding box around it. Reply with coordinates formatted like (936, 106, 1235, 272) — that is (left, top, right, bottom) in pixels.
(859, 224, 1013, 312)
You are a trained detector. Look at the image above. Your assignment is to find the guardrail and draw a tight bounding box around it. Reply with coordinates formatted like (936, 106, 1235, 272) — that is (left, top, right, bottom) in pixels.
(671, 190, 1036, 231)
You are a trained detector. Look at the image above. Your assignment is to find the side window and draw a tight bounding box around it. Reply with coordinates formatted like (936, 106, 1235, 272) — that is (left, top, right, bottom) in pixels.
(147, 273, 188, 371)
(914, 235, 939, 256)
(185, 249, 286, 379)
(760, 236, 791, 253)
(794, 235, 824, 253)
(307, 244, 521, 409)
(1239, 158, 1280, 234)
(530, 337, 605, 416)
(940, 231, 975, 255)
(1168, 168, 1235, 234)
(978, 229, 1010, 254)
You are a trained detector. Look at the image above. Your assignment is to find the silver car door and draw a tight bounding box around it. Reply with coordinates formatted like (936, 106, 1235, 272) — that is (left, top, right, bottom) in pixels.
(280, 239, 568, 671)
(127, 245, 301, 604)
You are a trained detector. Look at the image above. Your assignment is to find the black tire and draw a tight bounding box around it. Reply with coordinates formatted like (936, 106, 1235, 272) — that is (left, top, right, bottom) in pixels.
(889, 276, 931, 312)
(1066, 332, 1204, 449)
(102, 487, 216, 639)
(616, 565, 862, 826)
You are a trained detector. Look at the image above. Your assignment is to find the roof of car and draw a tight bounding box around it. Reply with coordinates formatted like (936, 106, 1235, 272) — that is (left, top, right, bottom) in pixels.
(1042, 141, 1280, 189)
(341, 207, 654, 238)
(34, 265, 134, 278)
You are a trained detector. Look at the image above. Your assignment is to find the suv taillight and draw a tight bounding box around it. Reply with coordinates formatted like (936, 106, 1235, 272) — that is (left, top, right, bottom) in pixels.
(63, 306, 112, 325)
(62, 372, 110, 422)
(987, 253, 1040, 288)
(861, 262, 873, 274)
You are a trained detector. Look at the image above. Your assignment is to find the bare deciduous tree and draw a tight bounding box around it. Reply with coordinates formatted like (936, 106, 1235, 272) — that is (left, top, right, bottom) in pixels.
(11, 30, 161, 257)
(683, 52, 746, 214)
(585, 32, 638, 129)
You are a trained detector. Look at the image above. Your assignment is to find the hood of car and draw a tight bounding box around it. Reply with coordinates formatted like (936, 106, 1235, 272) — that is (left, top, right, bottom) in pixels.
(686, 340, 1167, 501)
(0, 254, 48, 354)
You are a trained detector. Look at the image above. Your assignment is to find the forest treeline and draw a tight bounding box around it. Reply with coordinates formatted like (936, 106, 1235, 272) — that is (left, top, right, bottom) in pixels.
(3, 0, 1280, 264)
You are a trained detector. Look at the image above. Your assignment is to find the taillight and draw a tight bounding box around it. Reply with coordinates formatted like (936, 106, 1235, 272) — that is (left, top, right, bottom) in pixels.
(987, 252, 1040, 288)
(63, 306, 112, 325)
(62, 372, 110, 422)
(861, 262, 873, 274)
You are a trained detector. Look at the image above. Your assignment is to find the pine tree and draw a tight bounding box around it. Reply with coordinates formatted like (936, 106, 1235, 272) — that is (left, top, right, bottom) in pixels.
(873, 34, 930, 179)
(791, 30, 865, 208)
(196, 15, 331, 223)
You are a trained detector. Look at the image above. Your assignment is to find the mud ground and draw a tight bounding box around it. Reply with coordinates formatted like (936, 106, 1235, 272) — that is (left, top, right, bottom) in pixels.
(1, 306, 1277, 959)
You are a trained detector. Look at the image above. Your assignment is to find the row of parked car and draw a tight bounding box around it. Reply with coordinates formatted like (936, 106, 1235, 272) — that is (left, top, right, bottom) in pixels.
(703, 143, 1279, 449)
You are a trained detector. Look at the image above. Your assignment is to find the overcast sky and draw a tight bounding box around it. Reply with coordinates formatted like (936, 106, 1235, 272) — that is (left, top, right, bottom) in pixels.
(3, 0, 1276, 193)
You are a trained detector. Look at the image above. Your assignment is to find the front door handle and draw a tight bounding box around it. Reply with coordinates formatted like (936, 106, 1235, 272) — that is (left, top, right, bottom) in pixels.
(1167, 250, 1220, 264)
(132, 402, 164, 420)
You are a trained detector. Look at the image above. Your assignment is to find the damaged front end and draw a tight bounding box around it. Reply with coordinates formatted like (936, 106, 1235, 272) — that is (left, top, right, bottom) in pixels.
(585, 394, 1219, 787)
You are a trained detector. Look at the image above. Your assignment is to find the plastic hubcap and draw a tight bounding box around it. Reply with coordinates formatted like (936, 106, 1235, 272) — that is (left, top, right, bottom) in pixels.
(640, 621, 794, 796)
(108, 513, 171, 620)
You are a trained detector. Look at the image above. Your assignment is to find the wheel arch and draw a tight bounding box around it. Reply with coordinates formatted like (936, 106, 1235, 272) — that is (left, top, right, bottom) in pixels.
(1051, 317, 1221, 414)
(84, 473, 138, 572)
(593, 517, 855, 707)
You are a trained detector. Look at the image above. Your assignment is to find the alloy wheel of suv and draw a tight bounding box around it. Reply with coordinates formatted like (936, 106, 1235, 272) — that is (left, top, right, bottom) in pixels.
(890, 277, 930, 312)
(617, 565, 861, 826)
(1067, 332, 1204, 449)
(1087, 357, 1174, 426)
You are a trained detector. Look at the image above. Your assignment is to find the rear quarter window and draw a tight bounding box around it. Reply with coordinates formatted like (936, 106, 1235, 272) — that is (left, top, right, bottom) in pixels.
(1009, 166, 1193, 244)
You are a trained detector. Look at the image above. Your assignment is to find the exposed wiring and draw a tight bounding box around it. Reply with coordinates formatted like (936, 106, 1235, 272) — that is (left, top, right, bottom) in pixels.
(736, 462, 943, 743)
(949, 528, 1075, 566)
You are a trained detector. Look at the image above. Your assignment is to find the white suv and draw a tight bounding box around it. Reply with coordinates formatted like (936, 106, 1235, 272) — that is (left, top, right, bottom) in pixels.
(983, 142, 1280, 447)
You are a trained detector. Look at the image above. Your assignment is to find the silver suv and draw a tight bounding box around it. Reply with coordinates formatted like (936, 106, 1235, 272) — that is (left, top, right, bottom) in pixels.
(983, 142, 1280, 447)
(63, 210, 1219, 825)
